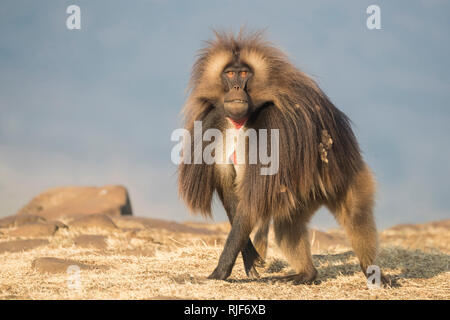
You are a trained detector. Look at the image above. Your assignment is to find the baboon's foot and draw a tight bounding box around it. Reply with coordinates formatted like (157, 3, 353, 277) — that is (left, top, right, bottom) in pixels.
(362, 264, 399, 288)
(378, 272, 398, 288)
(242, 244, 264, 275)
(207, 266, 232, 280)
(254, 256, 266, 268)
(245, 265, 260, 279)
(276, 270, 318, 285)
(365, 272, 398, 288)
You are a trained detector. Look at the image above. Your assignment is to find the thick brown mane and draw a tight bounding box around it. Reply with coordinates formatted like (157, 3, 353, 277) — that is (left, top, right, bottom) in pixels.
(178, 30, 363, 220)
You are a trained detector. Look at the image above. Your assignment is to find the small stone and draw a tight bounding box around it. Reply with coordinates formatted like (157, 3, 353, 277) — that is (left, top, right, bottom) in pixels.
(47, 221, 68, 229)
(112, 217, 146, 230)
(9, 223, 58, 237)
(0, 215, 46, 228)
(170, 273, 204, 285)
(0, 239, 49, 254)
(68, 214, 118, 231)
(31, 257, 107, 274)
(120, 247, 155, 257)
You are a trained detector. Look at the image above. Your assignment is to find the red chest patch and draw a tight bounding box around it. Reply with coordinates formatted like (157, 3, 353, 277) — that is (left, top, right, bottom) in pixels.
(228, 117, 248, 129)
(227, 117, 248, 165)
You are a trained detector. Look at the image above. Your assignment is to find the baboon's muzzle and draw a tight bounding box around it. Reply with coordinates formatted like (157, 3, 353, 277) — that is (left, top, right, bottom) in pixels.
(224, 87, 249, 120)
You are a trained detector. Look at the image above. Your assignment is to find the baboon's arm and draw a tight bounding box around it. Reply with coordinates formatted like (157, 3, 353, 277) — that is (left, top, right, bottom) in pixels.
(208, 213, 253, 280)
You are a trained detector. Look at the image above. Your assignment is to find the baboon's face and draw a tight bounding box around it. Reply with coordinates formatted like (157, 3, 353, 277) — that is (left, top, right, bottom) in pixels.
(220, 60, 254, 121)
(192, 46, 273, 124)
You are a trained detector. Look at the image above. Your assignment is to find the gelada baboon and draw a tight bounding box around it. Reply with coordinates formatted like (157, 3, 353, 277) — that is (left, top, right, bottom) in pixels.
(178, 30, 384, 284)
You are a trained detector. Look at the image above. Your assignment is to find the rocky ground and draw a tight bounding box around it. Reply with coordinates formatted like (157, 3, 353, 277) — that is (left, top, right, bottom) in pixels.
(0, 213, 448, 300)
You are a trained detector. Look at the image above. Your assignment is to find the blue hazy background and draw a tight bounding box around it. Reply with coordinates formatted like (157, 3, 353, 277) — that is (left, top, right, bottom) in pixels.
(0, 0, 449, 229)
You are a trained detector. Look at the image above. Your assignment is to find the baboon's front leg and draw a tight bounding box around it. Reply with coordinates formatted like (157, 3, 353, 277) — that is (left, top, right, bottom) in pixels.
(218, 188, 261, 278)
(208, 213, 253, 280)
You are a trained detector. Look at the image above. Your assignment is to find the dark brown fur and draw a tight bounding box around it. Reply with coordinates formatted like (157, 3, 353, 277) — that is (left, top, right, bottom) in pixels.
(178, 30, 385, 284)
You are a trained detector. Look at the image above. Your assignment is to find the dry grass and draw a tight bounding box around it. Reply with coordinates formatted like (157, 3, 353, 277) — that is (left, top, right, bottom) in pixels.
(0, 218, 448, 300)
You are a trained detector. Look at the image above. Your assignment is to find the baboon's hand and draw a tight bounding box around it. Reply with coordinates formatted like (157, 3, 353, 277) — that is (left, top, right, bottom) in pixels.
(242, 242, 264, 278)
(207, 266, 232, 280)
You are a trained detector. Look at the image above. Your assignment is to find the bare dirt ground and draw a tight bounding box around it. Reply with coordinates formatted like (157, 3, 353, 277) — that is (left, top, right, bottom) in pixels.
(0, 215, 448, 300)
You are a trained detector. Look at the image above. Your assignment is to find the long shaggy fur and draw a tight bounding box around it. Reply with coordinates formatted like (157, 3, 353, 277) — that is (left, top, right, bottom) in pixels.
(178, 30, 363, 221)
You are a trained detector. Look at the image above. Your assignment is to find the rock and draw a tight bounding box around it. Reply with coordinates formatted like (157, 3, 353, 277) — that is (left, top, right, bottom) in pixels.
(74, 235, 107, 249)
(68, 214, 118, 231)
(388, 219, 450, 232)
(8, 223, 58, 237)
(31, 257, 108, 274)
(0, 215, 46, 228)
(0, 239, 49, 254)
(427, 219, 450, 229)
(309, 229, 349, 252)
(16, 185, 132, 220)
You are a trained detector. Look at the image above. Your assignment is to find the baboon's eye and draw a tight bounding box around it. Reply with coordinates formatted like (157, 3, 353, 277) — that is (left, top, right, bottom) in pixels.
(226, 71, 235, 78)
(240, 71, 248, 78)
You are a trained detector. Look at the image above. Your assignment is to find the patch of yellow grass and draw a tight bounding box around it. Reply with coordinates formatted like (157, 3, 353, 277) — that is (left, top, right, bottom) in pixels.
(0, 221, 448, 299)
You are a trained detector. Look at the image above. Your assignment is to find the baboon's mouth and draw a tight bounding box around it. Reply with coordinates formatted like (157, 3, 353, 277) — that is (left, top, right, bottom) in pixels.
(225, 99, 248, 104)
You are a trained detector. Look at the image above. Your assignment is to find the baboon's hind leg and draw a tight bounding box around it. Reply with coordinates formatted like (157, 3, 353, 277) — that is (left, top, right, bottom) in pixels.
(273, 207, 318, 284)
(252, 222, 269, 267)
(327, 166, 389, 284)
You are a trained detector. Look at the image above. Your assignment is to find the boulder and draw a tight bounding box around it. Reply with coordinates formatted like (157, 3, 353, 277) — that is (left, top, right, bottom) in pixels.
(16, 185, 132, 220)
